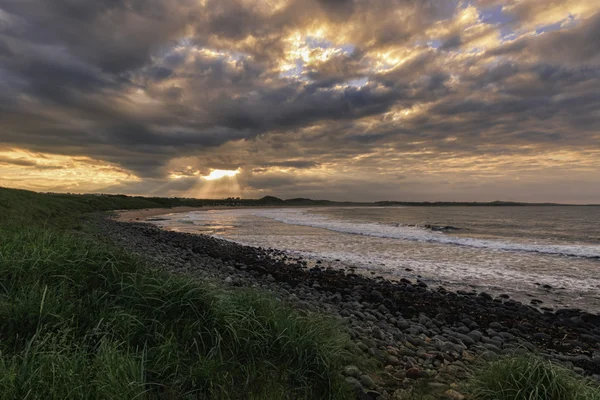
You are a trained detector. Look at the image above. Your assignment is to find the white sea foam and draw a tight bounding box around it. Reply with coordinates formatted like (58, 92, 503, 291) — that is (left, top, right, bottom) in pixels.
(249, 208, 600, 259)
(151, 207, 600, 310)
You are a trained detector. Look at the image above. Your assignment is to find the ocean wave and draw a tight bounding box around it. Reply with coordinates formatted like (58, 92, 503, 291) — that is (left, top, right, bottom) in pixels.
(251, 209, 600, 259)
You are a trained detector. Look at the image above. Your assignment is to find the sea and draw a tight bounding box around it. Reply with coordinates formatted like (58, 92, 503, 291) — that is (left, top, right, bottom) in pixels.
(149, 206, 600, 313)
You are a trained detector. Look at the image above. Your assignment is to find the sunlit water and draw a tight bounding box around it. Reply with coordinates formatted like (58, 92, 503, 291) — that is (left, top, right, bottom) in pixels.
(149, 206, 600, 312)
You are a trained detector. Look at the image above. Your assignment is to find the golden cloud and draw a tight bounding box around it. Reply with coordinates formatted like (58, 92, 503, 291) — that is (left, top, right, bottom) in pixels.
(0, 149, 139, 192)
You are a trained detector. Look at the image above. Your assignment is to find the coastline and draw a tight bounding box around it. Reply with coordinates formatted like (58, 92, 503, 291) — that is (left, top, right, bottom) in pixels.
(96, 215, 600, 396)
(113, 205, 292, 223)
(125, 206, 600, 313)
(113, 206, 207, 222)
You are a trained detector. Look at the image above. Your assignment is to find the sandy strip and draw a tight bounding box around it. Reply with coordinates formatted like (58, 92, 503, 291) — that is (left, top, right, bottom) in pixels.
(112, 207, 207, 222)
(112, 205, 270, 222)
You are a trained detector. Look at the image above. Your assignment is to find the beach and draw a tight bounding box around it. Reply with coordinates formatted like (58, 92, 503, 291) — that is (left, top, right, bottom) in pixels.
(96, 213, 600, 396)
(113, 205, 283, 223)
(113, 206, 207, 222)
(138, 205, 600, 312)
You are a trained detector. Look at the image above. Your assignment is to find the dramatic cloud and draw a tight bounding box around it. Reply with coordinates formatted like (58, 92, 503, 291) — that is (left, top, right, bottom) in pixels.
(0, 0, 599, 202)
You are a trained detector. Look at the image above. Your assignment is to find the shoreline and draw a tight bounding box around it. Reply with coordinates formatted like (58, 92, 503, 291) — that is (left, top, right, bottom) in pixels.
(114, 206, 248, 222)
(113, 205, 300, 223)
(114, 206, 207, 222)
(96, 216, 600, 395)
(124, 206, 600, 313)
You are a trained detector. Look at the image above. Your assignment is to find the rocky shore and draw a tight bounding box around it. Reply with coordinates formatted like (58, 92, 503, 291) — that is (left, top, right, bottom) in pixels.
(96, 216, 600, 399)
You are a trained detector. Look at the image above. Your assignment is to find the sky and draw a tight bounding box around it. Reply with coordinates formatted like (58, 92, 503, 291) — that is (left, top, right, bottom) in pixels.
(0, 0, 599, 203)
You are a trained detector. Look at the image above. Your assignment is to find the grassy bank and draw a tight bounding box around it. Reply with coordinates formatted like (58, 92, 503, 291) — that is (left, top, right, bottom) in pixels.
(0, 187, 208, 228)
(0, 187, 353, 399)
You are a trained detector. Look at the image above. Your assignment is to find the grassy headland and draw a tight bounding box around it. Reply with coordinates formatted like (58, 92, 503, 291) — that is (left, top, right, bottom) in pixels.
(0, 187, 354, 399)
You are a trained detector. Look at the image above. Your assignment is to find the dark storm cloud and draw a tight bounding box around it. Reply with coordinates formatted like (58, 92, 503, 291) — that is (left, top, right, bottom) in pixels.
(1, 0, 187, 73)
(535, 12, 600, 64)
(0, 156, 37, 167)
(0, 0, 599, 201)
(487, 11, 600, 64)
(2, 49, 113, 105)
(246, 174, 299, 189)
(264, 160, 321, 169)
(0, 155, 65, 170)
(315, 0, 356, 21)
(212, 82, 404, 132)
(439, 35, 462, 51)
(346, 131, 400, 144)
(305, 52, 367, 83)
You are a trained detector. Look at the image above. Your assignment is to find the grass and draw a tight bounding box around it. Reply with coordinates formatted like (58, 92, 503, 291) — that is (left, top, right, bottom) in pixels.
(467, 356, 600, 400)
(0, 186, 354, 399)
(0, 187, 207, 228)
(390, 356, 600, 400)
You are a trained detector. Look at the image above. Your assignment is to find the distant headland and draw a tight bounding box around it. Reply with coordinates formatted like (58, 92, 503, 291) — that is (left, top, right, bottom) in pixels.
(33, 189, 599, 207)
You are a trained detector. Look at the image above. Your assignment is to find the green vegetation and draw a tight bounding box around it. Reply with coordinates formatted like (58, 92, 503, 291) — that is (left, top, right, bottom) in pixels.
(392, 358, 600, 400)
(0, 187, 181, 227)
(0, 187, 353, 399)
(468, 356, 600, 400)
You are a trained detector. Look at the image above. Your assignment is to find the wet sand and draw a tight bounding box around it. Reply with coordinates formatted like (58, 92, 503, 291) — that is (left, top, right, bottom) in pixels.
(113, 206, 268, 223)
(113, 207, 207, 222)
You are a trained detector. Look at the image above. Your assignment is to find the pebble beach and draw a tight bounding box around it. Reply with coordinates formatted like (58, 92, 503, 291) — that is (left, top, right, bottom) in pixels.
(98, 213, 600, 399)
